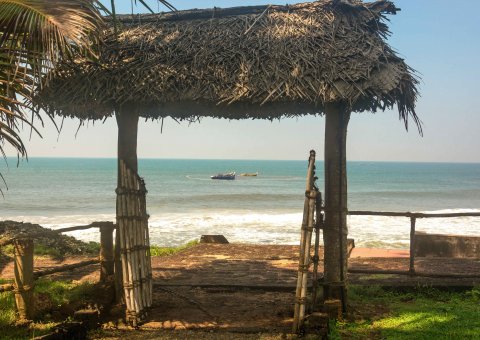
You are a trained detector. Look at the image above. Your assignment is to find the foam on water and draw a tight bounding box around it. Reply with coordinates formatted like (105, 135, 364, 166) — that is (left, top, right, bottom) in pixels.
(5, 208, 479, 249)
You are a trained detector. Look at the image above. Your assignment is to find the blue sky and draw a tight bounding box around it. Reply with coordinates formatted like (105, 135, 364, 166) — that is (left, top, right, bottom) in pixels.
(6, 0, 480, 162)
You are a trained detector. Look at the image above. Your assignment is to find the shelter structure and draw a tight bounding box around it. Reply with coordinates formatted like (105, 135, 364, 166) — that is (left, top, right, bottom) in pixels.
(37, 0, 420, 326)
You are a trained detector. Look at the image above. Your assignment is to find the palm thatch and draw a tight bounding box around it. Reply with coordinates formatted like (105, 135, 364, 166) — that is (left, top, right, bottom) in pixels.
(37, 0, 421, 132)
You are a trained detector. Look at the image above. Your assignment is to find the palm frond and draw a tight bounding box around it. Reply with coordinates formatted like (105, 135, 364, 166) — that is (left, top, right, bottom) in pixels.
(0, 0, 103, 186)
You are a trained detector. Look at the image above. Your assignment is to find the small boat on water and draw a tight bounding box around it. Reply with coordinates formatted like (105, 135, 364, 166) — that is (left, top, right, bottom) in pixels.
(240, 172, 258, 177)
(211, 172, 236, 180)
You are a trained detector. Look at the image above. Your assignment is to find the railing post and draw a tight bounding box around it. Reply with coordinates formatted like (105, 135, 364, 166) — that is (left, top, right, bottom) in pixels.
(13, 238, 34, 321)
(100, 223, 115, 283)
(409, 216, 416, 275)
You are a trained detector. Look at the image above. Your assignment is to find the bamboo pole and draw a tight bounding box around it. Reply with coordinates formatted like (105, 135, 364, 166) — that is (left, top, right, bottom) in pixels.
(13, 238, 34, 321)
(128, 167, 142, 318)
(140, 177, 152, 308)
(136, 175, 147, 312)
(311, 191, 323, 310)
(119, 161, 133, 322)
(299, 189, 316, 323)
(119, 220, 131, 317)
(292, 150, 316, 333)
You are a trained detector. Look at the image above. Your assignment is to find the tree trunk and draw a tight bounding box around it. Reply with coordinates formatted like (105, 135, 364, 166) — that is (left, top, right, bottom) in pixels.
(116, 105, 139, 174)
(114, 105, 139, 303)
(323, 102, 350, 309)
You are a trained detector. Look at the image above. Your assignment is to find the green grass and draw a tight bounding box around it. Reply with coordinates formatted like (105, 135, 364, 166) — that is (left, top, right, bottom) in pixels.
(150, 239, 199, 257)
(330, 285, 480, 339)
(0, 278, 96, 339)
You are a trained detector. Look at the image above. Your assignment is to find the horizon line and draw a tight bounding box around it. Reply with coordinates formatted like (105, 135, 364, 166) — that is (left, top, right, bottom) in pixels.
(3, 156, 480, 165)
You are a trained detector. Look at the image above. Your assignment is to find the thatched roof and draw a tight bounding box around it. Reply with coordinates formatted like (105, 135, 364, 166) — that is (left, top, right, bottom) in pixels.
(37, 0, 420, 130)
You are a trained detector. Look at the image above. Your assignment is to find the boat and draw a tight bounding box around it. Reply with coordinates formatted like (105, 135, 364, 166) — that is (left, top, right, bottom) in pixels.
(240, 172, 258, 177)
(211, 172, 236, 180)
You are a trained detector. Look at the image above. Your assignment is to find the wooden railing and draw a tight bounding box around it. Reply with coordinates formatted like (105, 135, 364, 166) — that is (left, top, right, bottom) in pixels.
(348, 211, 480, 277)
(0, 221, 115, 321)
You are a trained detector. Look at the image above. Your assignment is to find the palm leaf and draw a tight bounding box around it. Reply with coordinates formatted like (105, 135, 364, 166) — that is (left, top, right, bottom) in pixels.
(0, 0, 102, 186)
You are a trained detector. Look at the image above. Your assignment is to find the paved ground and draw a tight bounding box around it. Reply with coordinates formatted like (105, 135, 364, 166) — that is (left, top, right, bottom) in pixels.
(1, 243, 479, 333)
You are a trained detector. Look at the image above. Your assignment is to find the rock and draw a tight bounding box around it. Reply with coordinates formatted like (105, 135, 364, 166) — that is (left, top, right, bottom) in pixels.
(200, 235, 229, 244)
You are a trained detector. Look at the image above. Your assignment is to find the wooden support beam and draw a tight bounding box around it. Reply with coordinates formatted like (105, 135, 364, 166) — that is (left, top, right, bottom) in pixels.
(409, 217, 416, 275)
(100, 224, 115, 283)
(323, 103, 350, 311)
(13, 239, 34, 320)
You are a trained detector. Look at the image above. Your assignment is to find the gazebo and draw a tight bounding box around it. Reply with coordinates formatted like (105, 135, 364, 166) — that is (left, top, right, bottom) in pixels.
(37, 0, 420, 326)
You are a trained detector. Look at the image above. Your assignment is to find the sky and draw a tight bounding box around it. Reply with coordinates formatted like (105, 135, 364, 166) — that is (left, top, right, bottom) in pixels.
(5, 0, 480, 162)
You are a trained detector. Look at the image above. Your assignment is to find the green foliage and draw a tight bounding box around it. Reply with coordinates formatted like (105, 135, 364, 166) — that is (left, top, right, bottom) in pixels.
(0, 244, 14, 255)
(335, 285, 480, 339)
(84, 241, 101, 254)
(150, 240, 198, 257)
(0, 285, 16, 326)
(33, 244, 63, 258)
(0, 279, 96, 339)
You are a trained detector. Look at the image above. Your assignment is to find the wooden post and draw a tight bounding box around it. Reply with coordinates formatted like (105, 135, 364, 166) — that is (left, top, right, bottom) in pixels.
(100, 223, 115, 282)
(13, 238, 34, 321)
(114, 230, 123, 303)
(409, 216, 416, 275)
(323, 102, 350, 312)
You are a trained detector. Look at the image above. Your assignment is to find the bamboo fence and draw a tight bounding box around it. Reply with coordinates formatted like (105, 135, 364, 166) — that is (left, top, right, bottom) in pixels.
(116, 160, 152, 327)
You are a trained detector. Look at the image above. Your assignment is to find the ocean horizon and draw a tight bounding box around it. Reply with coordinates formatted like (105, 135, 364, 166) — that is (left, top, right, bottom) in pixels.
(1, 157, 479, 248)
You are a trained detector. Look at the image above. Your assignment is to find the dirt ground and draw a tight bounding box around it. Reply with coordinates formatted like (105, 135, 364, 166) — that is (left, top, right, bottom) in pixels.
(1, 243, 479, 338)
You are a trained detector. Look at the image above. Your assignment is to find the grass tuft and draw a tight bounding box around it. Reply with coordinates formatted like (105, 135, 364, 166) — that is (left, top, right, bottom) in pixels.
(150, 240, 198, 257)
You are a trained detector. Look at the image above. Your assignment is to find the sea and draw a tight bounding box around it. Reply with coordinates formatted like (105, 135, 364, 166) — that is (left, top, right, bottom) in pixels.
(1, 158, 479, 249)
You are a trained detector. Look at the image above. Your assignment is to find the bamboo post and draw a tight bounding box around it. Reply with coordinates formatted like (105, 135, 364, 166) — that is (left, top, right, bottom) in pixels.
(311, 191, 323, 310)
(117, 159, 152, 326)
(293, 150, 316, 333)
(409, 216, 416, 275)
(100, 223, 115, 283)
(13, 238, 34, 321)
(299, 189, 316, 321)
